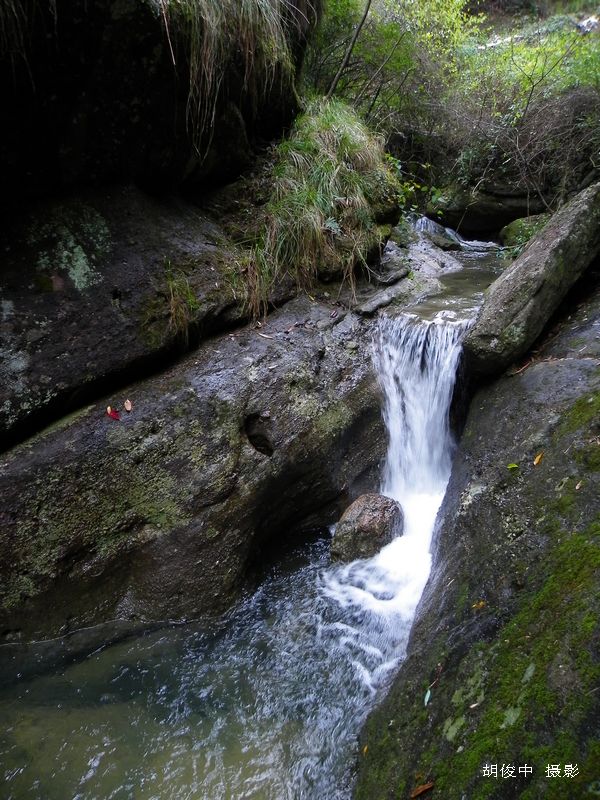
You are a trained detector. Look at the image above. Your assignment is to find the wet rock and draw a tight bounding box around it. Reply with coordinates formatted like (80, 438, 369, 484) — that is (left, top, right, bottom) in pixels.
(415, 217, 462, 251)
(356, 282, 600, 799)
(0, 297, 386, 643)
(331, 494, 403, 562)
(464, 182, 600, 376)
(0, 186, 253, 447)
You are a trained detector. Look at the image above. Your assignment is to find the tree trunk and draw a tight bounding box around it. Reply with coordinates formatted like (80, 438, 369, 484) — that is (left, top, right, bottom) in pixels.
(326, 0, 372, 100)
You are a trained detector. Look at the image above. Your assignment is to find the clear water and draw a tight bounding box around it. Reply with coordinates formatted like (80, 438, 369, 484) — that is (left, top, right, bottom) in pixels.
(0, 233, 491, 800)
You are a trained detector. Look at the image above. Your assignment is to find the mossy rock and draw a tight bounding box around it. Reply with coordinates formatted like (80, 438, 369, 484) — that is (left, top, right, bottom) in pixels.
(499, 213, 551, 251)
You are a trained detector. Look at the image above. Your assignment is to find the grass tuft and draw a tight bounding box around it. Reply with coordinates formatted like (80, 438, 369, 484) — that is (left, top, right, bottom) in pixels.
(248, 96, 399, 315)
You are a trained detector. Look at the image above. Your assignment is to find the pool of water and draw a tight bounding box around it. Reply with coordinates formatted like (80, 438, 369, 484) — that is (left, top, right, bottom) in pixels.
(0, 535, 421, 800)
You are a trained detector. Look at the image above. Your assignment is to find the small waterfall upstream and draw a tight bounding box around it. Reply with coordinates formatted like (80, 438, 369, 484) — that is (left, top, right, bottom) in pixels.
(0, 313, 472, 800)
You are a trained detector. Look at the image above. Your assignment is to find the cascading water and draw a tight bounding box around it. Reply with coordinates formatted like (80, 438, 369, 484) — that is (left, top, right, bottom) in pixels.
(1, 311, 471, 800)
(320, 312, 470, 674)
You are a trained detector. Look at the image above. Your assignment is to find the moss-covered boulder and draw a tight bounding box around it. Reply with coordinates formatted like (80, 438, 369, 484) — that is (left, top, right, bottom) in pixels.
(464, 181, 600, 376)
(499, 213, 551, 250)
(355, 282, 600, 799)
(331, 494, 403, 562)
(0, 296, 385, 645)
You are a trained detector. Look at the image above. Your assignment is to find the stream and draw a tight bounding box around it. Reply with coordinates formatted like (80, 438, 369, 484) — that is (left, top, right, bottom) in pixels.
(0, 226, 502, 800)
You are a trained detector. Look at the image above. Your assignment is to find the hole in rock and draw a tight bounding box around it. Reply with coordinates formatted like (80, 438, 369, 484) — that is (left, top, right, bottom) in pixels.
(244, 413, 274, 457)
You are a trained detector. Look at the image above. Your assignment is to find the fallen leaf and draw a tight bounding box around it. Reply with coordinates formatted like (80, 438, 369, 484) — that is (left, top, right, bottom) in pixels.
(424, 688, 431, 707)
(106, 406, 120, 421)
(410, 782, 434, 798)
(472, 600, 486, 610)
(575, 480, 583, 490)
(533, 452, 543, 466)
(124, 399, 133, 412)
(257, 332, 274, 340)
(507, 463, 519, 471)
(363, 745, 368, 755)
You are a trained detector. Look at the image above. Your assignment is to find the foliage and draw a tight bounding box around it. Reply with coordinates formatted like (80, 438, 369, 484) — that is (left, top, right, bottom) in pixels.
(305, 0, 477, 125)
(165, 262, 201, 345)
(445, 16, 600, 203)
(307, 2, 599, 210)
(249, 96, 400, 315)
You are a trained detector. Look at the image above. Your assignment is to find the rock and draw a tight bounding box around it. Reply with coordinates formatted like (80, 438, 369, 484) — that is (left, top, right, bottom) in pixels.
(331, 494, 403, 561)
(0, 297, 386, 644)
(355, 280, 411, 316)
(0, 185, 256, 447)
(356, 281, 600, 799)
(415, 216, 462, 250)
(499, 212, 551, 249)
(428, 185, 547, 234)
(463, 181, 600, 376)
(426, 231, 462, 251)
(0, 0, 321, 202)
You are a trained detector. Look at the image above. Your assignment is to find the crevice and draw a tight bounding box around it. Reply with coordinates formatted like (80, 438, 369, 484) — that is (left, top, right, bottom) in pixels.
(1, 291, 296, 455)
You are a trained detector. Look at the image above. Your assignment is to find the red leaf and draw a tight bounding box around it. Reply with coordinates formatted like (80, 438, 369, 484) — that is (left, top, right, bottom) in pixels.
(106, 407, 120, 420)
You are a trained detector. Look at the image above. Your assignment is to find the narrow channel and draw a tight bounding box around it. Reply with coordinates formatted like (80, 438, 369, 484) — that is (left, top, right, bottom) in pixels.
(0, 230, 500, 800)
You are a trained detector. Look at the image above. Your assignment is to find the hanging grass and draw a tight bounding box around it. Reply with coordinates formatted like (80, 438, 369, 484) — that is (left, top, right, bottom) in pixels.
(247, 97, 400, 316)
(159, 0, 321, 153)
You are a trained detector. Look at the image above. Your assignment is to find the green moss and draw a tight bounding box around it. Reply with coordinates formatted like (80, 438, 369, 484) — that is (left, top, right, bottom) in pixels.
(559, 391, 600, 434)
(415, 519, 600, 797)
(1, 430, 195, 612)
(500, 214, 550, 254)
(575, 443, 600, 472)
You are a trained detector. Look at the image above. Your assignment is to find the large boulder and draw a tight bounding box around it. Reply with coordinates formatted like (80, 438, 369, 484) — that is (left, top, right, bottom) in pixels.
(499, 212, 550, 250)
(356, 282, 600, 798)
(331, 494, 403, 562)
(0, 186, 255, 447)
(464, 181, 600, 376)
(0, 297, 385, 645)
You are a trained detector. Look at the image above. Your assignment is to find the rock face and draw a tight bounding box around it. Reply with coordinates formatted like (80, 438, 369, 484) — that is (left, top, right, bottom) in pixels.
(0, 186, 253, 447)
(331, 494, 403, 562)
(0, 0, 321, 203)
(355, 282, 600, 798)
(428, 185, 547, 234)
(464, 181, 600, 376)
(0, 297, 386, 644)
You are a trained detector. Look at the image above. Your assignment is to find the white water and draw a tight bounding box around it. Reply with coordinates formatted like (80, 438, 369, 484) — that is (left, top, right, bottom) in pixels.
(322, 313, 470, 670)
(1, 313, 472, 800)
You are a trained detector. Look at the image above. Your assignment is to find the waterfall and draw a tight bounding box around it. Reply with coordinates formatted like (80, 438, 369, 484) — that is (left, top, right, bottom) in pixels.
(322, 312, 469, 645)
(376, 313, 470, 534)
